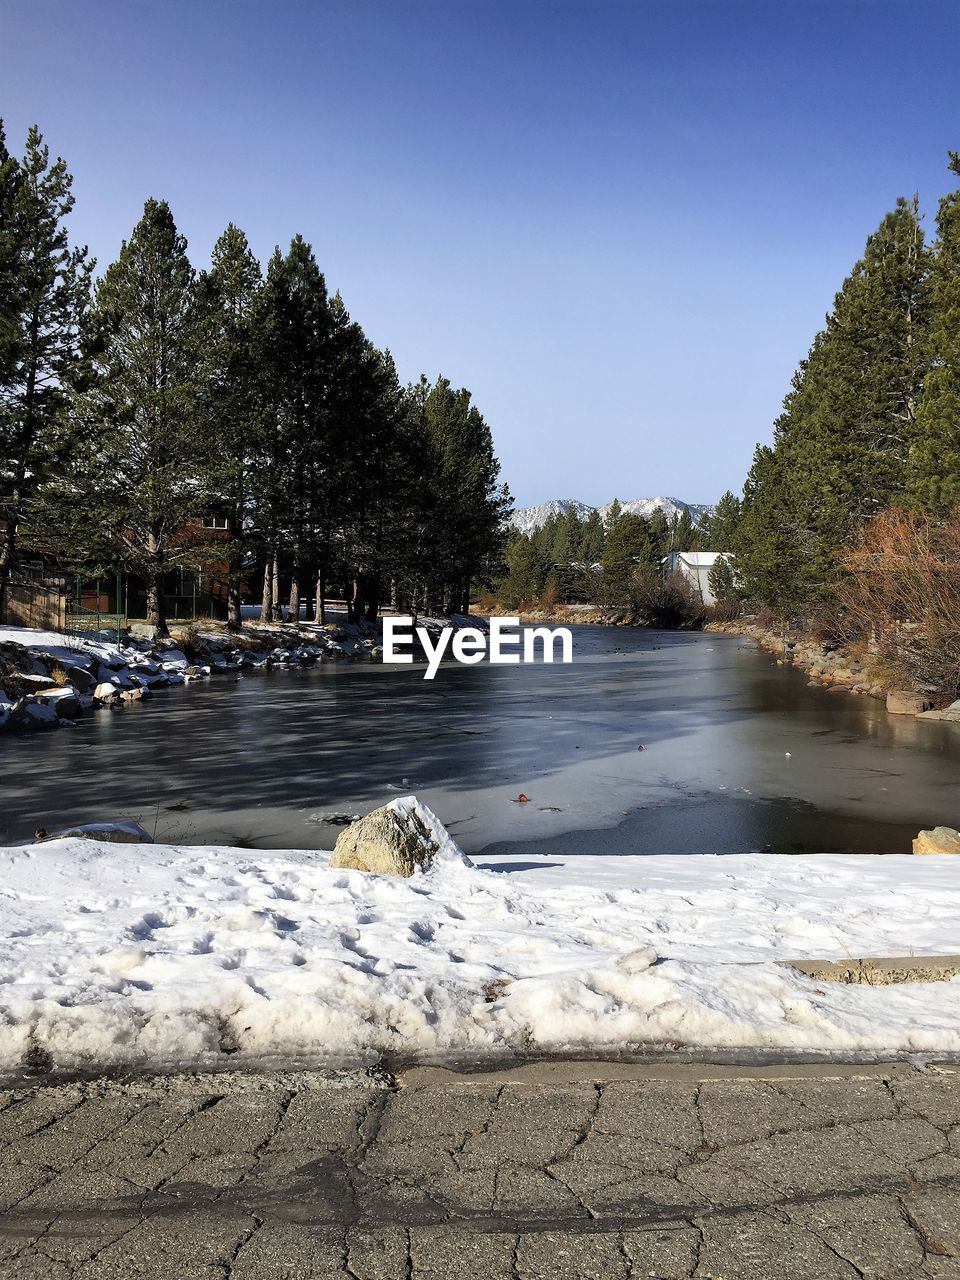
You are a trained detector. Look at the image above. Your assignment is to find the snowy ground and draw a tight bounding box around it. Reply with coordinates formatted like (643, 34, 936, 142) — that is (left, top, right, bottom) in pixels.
(1, 801, 959, 1074)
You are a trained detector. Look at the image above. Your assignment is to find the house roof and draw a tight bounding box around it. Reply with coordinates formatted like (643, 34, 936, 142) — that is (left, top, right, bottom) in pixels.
(665, 551, 731, 567)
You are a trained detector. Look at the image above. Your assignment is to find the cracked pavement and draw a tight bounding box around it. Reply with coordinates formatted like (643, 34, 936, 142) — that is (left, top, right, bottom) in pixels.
(0, 1063, 957, 1278)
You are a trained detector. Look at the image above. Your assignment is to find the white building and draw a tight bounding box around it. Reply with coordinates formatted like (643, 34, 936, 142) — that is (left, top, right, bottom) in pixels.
(662, 551, 733, 606)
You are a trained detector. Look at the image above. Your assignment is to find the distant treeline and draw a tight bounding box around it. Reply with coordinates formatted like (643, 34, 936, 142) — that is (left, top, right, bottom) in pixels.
(497, 496, 742, 609)
(0, 121, 509, 635)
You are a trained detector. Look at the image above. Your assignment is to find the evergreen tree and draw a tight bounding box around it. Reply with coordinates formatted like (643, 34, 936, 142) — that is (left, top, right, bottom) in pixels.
(251, 238, 333, 621)
(605, 497, 623, 528)
(602, 513, 656, 603)
(199, 224, 262, 628)
(0, 122, 21, 394)
(580, 508, 604, 563)
(0, 125, 92, 616)
(668, 507, 695, 552)
(737, 199, 930, 609)
(647, 508, 669, 561)
(911, 154, 960, 513)
(707, 554, 741, 611)
(499, 533, 546, 607)
(700, 490, 742, 551)
(408, 376, 510, 615)
(65, 199, 208, 636)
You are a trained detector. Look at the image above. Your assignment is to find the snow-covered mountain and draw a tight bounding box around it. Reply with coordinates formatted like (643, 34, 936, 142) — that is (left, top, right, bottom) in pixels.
(509, 495, 713, 533)
(508, 498, 597, 535)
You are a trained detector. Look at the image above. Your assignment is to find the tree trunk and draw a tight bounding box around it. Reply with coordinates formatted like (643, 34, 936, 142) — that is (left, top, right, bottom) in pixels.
(364, 573, 380, 624)
(261, 556, 273, 622)
(227, 551, 243, 631)
(0, 512, 16, 622)
(288, 562, 301, 625)
(314, 568, 326, 626)
(270, 550, 280, 621)
(145, 567, 169, 638)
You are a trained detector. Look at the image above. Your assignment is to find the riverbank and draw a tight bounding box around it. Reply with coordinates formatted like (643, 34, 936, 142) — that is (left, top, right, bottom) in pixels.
(707, 619, 960, 728)
(3, 801, 960, 1075)
(705, 619, 888, 698)
(0, 614, 487, 734)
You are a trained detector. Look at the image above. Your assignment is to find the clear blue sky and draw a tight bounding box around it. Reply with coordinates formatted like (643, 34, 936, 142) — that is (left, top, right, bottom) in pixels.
(3, 1, 960, 507)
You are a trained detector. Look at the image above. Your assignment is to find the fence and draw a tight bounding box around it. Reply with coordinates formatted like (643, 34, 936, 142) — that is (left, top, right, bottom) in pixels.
(1, 574, 67, 631)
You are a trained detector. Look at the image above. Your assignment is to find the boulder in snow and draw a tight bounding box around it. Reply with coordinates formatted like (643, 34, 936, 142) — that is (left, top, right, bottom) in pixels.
(330, 797, 467, 877)
(128, 623, 160, 642)
(93, 682, 122, 704)
(4, 698, 59, 731)
(913, 826, 960, 855)
(34, 687, 80, 718)
(65, 665, 95, 692)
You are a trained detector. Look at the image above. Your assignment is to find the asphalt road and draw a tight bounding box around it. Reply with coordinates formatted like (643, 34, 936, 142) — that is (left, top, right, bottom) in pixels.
(0, 1061, 957, 1279)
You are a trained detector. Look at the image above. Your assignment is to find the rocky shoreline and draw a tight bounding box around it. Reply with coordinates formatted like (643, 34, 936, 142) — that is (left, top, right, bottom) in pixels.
(705, 619, 886, 697)
(0, 619, 384, 734)
(705, 619, 960, 725)
(0, 614, 493, 735)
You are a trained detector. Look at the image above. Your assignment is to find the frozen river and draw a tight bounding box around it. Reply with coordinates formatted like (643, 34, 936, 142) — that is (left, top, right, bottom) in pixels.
(1, 627, 958, 853)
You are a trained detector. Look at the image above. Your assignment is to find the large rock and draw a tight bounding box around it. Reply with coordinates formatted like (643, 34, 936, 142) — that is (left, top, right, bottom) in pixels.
(128, 622, 160, 642)
(913, 826, 960, 855)
(4, 699, 59, 731)
(329, 797, 466, 877)
(886, 689, 933, 715)
(65, 665, 95, 692)
(916, 700, 960, 723)
(35, 687, 80, 718)
(93, 682, 122, 704)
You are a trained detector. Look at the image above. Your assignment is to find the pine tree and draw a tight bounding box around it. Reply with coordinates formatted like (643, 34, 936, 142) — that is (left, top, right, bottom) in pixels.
(250, 239, 333, 621)
(499, 533, 546, 608)
(66, 199, 208, 635)
(647, 508, 669, 561)
(602, 513, 656, 603)
(911, 154, 960, 513)
(0, 125, 92, 616)
(668, 507, 695, 552)
(199, 224, 262, 628)
(580, 508, 604, 563)
(700, 490, 742, 551)
(737, 199, 930, 610)
(707, 554, 740, 611)
(408, 376, 510, 615)
(0, 122, 22, 394)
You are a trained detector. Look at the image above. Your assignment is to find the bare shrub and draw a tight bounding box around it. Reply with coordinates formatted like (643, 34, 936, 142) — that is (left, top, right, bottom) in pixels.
(49, 664, 69, 687)
(707, 595, 742, 624)
(630, 567, 707, 630)
(834, 506, 960, 699)
(539, 577, 560, 613)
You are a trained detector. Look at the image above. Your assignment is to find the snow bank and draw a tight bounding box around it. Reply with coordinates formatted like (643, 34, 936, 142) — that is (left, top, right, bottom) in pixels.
(1, 803, 959, 1072)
